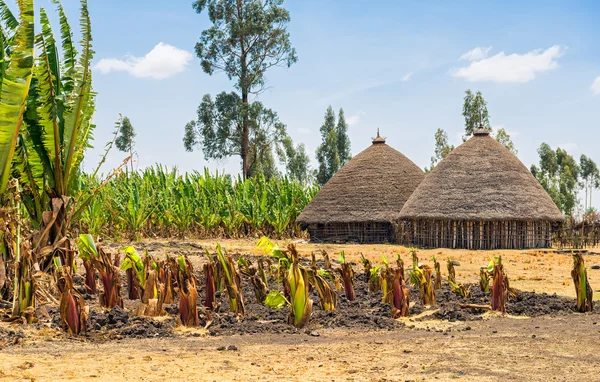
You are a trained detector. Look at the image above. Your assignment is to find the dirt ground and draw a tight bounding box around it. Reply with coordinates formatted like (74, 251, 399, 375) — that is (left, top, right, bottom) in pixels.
(2, 239, 600, 381)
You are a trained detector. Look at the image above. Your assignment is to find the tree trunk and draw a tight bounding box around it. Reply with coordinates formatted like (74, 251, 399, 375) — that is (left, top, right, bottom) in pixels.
(241, 90, 249, 180)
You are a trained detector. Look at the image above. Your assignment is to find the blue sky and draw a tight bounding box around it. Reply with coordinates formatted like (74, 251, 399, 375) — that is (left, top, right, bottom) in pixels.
(36, 1, 600, 210)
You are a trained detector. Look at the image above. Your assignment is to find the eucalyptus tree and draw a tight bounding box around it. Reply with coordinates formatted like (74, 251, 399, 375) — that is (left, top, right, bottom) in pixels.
(315, 106, 352, 186)
(191, 0, 297, 179)
(426, 128, 454, 172)
(579, 155, 600, 212)
(116, 115, 136, 172)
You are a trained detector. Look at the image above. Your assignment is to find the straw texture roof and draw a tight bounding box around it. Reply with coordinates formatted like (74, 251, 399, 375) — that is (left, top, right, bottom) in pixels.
(297, 136, 425, 224)
(399, 129, 564, 222)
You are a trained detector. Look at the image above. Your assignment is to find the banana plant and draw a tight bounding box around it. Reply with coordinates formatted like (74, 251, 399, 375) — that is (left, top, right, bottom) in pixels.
(432, 256, 442, 290)
(571, 253, 593, 313)
(216, 243, 245, 315)
(337, 251, 355, 301)
(56, 265, 87, 334)
(15, 0, 99, 270)
(77, 233, 98, 293)
(490, 257, 507, 313)
(0, 0, 35, 321)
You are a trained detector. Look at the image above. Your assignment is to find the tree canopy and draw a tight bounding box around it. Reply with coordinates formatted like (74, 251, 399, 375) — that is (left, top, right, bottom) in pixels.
(316, 106, 352, 186)
(531, 143, 580, 216)
(192, 0, 297, 179)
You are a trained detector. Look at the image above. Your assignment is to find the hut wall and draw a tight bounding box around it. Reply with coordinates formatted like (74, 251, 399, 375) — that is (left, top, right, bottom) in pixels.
(307, 222, 393, 243)
(399, 219, 553, 249)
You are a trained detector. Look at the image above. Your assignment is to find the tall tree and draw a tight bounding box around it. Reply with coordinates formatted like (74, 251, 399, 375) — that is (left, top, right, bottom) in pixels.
(462, 89, 517, 153)
(426, 128, 454, 172)
(531, 143, 580, 216)
(316, 106, 339, 186)
(115, 115, 136, 171)
(192, 0, 297, 179)
(279, 136, 312, 184)
(494, 127, 517, 155)
(579, 155, 600, 212)
(336, 108, 352, 166)
(462, 89, 490, 141)
(184, 92, 288, 180)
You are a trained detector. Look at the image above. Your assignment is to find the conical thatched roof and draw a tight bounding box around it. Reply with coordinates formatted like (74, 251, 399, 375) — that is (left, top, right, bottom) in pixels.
(399, 129, 564, 222)
(297, 134, 425, 224)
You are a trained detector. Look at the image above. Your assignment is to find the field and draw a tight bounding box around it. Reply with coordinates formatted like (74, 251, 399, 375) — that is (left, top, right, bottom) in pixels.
(1, 239, 599, 382)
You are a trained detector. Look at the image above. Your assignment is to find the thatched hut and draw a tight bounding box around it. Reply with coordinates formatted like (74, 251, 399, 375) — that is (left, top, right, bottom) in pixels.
(399, 129, 564, 249)
(297, 133, 425, 243)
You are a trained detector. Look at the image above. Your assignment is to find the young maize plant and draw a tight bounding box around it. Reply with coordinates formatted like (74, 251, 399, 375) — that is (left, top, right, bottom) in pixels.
(388, 267, 410, 318)
(238, 256, 269, 304)
(216, 244, 245, 315)
(432, 257, 442, 290)
(490, 257, 507, 313)
(176, 255, 200, 326)
(571, 253, 593, 313)
(308, 268, 338, 311)
(447, 258, 456, 285)
(77, 234, 98, 294)
(56, 266, 88, 334)
(337, 251, 355, 301)
(479, 267, 490, 293)
(360, 253, 371, 283)
(410, 264, 435, 305)
(287, 249, 313, 328)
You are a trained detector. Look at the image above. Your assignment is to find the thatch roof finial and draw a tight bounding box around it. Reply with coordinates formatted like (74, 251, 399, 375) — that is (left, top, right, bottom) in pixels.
(372, 129, 386, 144)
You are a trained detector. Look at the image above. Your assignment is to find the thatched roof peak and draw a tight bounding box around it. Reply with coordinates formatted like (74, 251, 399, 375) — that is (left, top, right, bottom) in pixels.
(399, 133, 564, 222)
(473, 128, 490, 136)
(297, 139, 425, 224)
(372, 129, 386, 144)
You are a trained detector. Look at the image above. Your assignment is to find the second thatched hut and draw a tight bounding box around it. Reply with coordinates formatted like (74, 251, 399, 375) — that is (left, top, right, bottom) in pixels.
(398, 129, 564, 249)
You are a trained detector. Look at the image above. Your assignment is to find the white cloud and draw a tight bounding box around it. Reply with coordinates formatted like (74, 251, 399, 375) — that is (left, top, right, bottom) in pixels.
(592, 76, 600, 95)
(452, 45, 566, 83)
(459, 46, 492, 61)
(346, 111, 366, 126)
(95, 42, 193, 79)
(401, 72, 412, 82)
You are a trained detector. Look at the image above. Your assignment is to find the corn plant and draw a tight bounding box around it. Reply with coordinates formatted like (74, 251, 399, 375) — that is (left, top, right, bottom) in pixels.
(216, 243, 245, 315)
(337, 251, 355, 301)
(571, 253, 593, 313)
(56, 266, 87, 334)
(490, 257, 507, 313)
